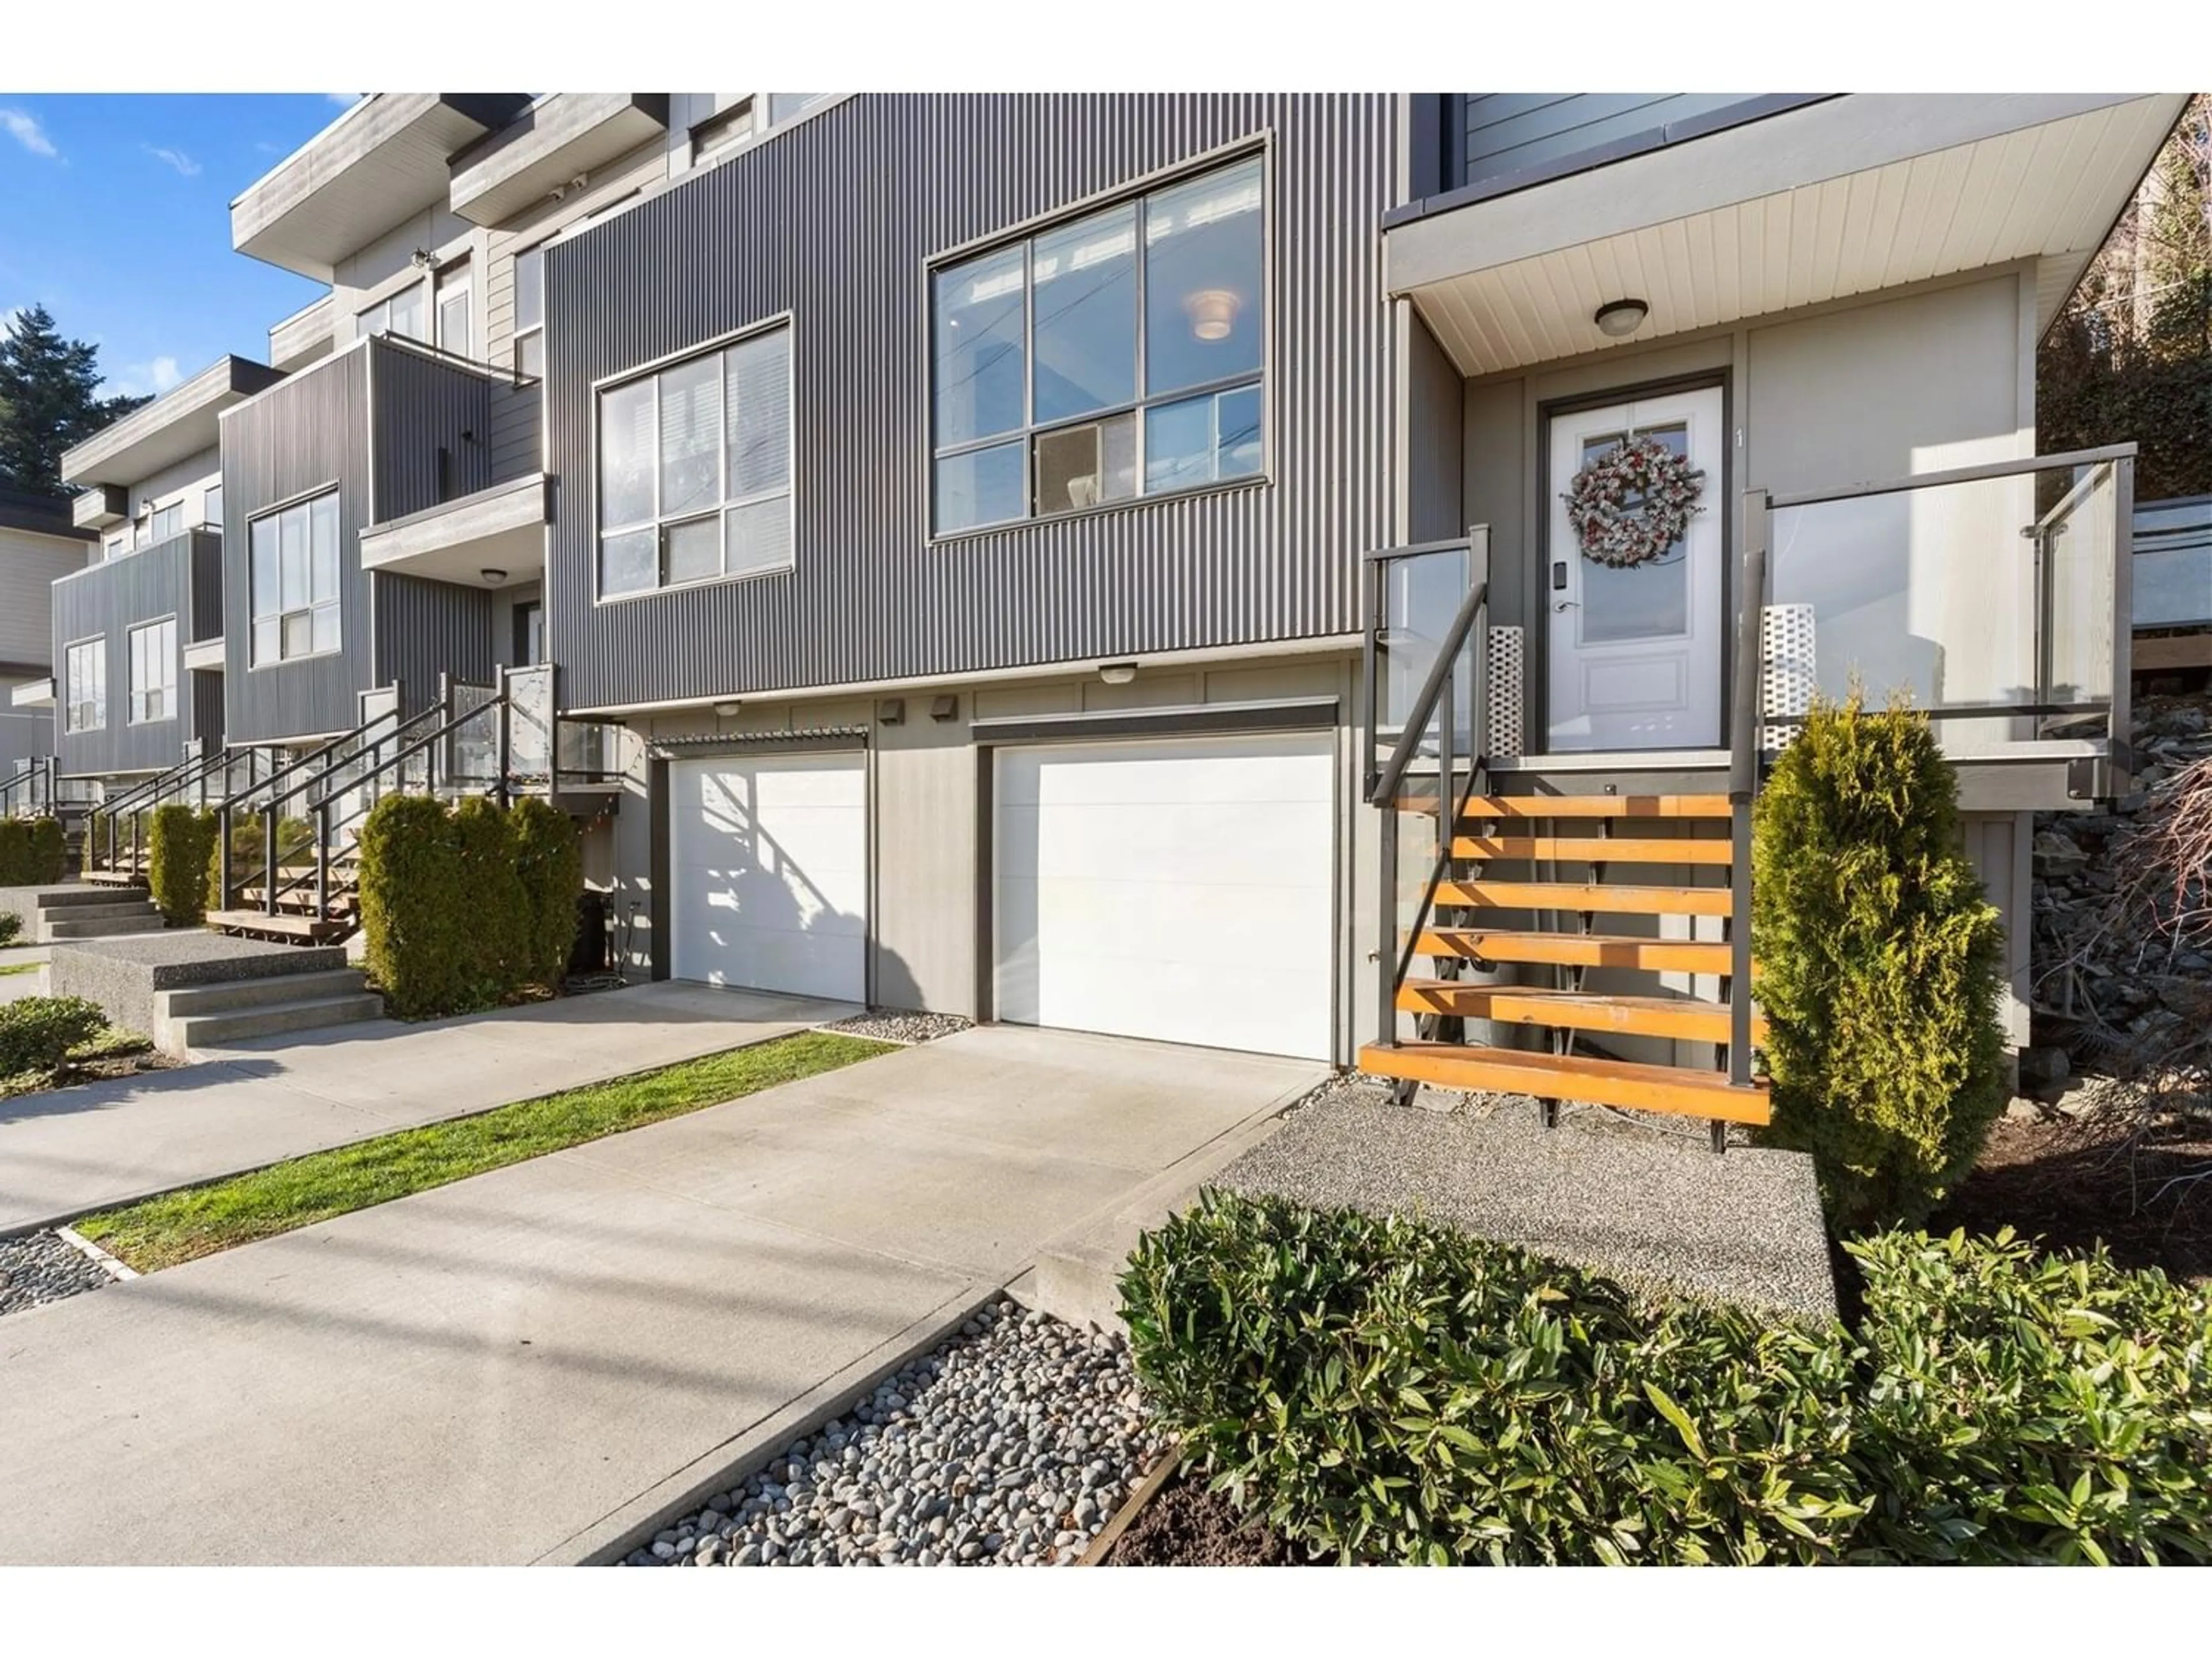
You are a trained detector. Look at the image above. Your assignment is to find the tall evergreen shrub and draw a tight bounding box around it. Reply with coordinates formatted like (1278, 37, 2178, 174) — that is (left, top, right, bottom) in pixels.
(0, 819, 35, 885)
(1752, 692, 2008, 1229)
(452, 796, 528, 994)
(358, 794, 476, 1020)
(146, 805, 218, 923)
(27, 817, 65, 882)
(510, 796, 583, 990)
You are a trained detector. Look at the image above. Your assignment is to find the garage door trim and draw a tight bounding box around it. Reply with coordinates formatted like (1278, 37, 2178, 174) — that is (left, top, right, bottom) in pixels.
(969, 695, 1338, 748)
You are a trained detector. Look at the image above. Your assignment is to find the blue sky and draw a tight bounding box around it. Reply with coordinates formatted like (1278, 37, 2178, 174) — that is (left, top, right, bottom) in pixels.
(0, 94, 354, 397)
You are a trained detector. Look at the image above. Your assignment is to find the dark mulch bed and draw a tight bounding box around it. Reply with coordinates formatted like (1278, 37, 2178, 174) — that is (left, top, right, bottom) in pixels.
(1102, 1474, 1308, 1567)
(1929, 1109, 2212, 1285)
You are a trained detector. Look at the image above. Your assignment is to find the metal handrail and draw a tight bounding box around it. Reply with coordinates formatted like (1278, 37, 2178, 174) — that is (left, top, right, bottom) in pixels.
(1764, 442, 2139, 512)
(1368, 574, 1491, 807)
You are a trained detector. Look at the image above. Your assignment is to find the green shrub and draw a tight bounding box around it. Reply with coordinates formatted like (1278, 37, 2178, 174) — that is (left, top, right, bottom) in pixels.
(147, 805, 219, 925)
(1122, 1191, 1865, 1565)
(0, 818, 34, 885)
(0, 994, 109, 1078)
(510, 796, 583, 990)
(1850, 1228, 2212, 1565)
(27, 817, 64, 882)
(453, 796, 528, 994)
(359, 794, 476, 1020)
(1753, 693, 2009, 1230)
(0, 910, 20, 947)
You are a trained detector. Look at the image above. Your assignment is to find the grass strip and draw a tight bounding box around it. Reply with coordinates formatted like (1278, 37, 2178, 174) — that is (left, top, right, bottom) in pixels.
(0, 961, 39, 976)
(75, 1029, 891, 1272)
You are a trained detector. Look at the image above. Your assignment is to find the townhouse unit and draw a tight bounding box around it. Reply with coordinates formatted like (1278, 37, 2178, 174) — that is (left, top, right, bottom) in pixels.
(0, 486, 93, 783)
(43, 92, 2183, 1124)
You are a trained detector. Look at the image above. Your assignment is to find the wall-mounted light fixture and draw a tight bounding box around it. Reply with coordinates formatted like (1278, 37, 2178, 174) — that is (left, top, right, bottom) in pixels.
(1183, 288, 1240, 342)
(713, 700, 743, 718)
(1099, 661, 1138, 686)
(879, 698, 905, 725)
(930, 694, 959, 722)
(409, 248, 437, 271)
(479, 567, 507, 585)
(1593, 298, 1649, 339)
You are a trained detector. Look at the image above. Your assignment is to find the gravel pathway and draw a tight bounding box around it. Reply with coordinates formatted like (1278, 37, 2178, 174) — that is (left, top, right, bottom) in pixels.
(622, 1301, 1164, 1567)
(0, 1231, 112, 1319)
(817, 1011, 974, 1046)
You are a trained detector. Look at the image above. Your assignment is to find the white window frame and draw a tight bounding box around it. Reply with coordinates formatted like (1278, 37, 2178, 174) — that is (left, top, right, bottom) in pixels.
(357, 278, 428, 344)
(64, 637, 105, 733)
(203, 483, 223, 531)
(248, 488, 343, 668)
(513, 244, 545, 378)
(593, 317, 796, 603)
(127, 616, 178, 725)
(926, 150, 1270, 540)
(145, 501, 185, 544)
(437, 262, 473, 361)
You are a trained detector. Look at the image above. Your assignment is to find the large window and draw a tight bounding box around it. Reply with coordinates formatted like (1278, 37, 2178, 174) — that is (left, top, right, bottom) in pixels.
(145, 501, 185, 544)
(128, 618, 177, 724)
(596, 324, 793, 599)
(513, 245, 544, 377)
(65, 638, 104, 733)
(930, 154, 1265, 536)
(357, 281, 426, 344)
(249, 490, 342, 665)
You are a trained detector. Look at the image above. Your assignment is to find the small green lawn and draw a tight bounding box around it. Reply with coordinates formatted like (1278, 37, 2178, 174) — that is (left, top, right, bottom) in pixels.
(76, 1029, 891, 1272)
(0, 961, 40, 976)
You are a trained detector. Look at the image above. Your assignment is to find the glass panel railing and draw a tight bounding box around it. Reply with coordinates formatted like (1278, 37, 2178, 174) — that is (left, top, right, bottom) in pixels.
(1766, 455, 2125, 752)
(1373, 543, 1478, 765)
(506, 665, 554, 783)
(555, 718, 622, 786)
(446, 683, 499, 789)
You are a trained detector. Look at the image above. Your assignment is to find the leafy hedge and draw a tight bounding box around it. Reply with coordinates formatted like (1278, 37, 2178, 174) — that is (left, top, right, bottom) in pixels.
(0, 816, 66, 885)
(1753, 694, 2009, 1230)
(0, 911, 19, 947)
(358, 794, 582, 1020)
(147, 805, 219, 925)
(0, 994, 109, 1080)
(1123, 1192, 2212, 1566)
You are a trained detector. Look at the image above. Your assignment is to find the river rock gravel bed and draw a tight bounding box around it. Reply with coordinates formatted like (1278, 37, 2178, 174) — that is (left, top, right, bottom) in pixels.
(620, 1301, 1165, 1567)
(0, 1231, 112, 1319)
(817, 1011, 974, 1046)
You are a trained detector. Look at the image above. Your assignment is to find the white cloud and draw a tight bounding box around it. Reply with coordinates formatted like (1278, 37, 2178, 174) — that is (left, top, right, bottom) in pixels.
(115, 355, 184, 399)
(0, 108, 59, 160)
(326, 93, 361, 107)
(143, 145, 202, 178)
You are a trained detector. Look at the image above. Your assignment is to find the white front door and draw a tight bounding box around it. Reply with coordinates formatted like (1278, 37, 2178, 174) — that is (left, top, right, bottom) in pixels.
(1546, 387, 1726, 751)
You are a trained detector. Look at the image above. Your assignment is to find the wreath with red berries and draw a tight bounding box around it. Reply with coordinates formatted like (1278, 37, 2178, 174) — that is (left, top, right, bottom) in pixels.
(1562, 434, 1705, 570)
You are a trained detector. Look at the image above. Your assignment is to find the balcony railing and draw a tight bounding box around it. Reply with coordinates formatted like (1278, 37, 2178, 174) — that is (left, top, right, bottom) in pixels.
(1744, 444, 2137, 759)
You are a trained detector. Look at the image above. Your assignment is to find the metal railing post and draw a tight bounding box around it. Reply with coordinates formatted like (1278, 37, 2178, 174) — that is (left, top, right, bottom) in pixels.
(495, 666, 513, 810)
(1726, 488, 1771, 1094)
(315, 798, 330, 922)
(218, 798, 232, 911)
(262, 802, 279, 917)
(2111, 457, 2135, 782)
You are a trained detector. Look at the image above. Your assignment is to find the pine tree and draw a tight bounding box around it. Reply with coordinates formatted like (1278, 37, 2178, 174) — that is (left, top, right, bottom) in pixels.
(0, 304, 151, 497)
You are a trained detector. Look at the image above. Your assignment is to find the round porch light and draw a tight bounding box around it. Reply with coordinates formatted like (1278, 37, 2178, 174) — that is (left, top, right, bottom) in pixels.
(1183, 288, 1241, 342)
(1098, 662, 1138, 686)
(1593, 298, 1649, 339)
(480, 567, 508, 584)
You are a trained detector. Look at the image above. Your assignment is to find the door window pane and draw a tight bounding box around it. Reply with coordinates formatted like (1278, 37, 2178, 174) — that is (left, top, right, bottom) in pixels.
(599, 380, 656, 528)
(664, 516, 722, 586)
(1577, 427, 1690, 645)
(726, 329, 790, 498)
(725, 499, 793, 574)
(388, 282, 426, 342)
(659, 355, 722, 519)
(1035, 413, 1135, 515)
(934, 247, 1025, 447)
(935, 442, 1024, 535)
(1031, 204, 1136, 425)
(439, 285, 471, 358)
(1143, 157, 1263, 396)
(600, 529, 657, 597)
(515, 247, 544, 332)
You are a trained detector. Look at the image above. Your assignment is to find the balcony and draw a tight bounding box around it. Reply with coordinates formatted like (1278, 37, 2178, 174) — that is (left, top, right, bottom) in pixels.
(447, 94, 669, 226)
(60, 357, 284, 492)
(358, 471, 551, 585)
(270, 293, 336, 373)
(1387, 94, 2187, 377)
(74, 485, 127, 531)
(232, 93, 532, 282)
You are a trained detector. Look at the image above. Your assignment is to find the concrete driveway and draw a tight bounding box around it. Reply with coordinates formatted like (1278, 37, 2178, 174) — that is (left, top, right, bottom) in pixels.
(0, 983, 851, 1233)
(0, 1024, 1320, 1565)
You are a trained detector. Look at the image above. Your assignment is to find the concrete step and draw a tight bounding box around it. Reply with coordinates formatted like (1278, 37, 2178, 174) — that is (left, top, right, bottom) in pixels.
(35, 899, 164, 924)
(43, 908, 166, 940)
(165, 992, 385, 1051)
(157, 968, 370, 1017)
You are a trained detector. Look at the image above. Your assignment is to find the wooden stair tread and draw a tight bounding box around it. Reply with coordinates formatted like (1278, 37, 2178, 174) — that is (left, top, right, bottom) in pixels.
(1458, 794, 1733, 820)
(1416, 929, 1737, 975)
(1358, 1040, 1770, 1125)
(1436, 880, 1732, 917)
(1397, 982, 1767, 1044)
(1451, 835, 1732, 866)
(206, 909, 352, 942)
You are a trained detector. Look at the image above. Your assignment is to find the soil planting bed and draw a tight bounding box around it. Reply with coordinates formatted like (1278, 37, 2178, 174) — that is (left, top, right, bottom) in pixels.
(1101, 1473, 1306, 1567)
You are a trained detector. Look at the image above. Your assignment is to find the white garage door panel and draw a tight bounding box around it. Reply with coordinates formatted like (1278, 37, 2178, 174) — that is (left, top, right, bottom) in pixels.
(995, 734, 1334, 1060)
(671, 752, 866, 1001)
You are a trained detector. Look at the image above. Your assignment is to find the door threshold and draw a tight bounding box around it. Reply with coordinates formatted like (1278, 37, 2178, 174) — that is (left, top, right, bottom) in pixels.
(1492, 749, 1731, 772)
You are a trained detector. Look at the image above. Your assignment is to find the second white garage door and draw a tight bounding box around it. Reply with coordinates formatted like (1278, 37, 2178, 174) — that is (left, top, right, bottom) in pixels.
(669, 751, 867, 1001)
(994, 732, 1335, 1060)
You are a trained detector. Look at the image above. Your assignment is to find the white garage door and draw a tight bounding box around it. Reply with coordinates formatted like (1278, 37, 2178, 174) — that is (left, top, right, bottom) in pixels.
(669, 751, 867, 1002)
(995, 732, 1335, 1059)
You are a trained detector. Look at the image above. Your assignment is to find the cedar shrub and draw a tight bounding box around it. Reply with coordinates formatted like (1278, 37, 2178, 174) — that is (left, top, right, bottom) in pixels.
(1752, 693, 2009, 1230)
(27, 816, 64, 882)
(147, 804, 219, 924)
(453, 796, 528, 995)
(510, 796, 583, 990)
(358, 793, 478, 1020)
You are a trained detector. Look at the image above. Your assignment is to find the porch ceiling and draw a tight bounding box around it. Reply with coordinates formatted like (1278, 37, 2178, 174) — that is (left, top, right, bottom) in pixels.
(358, 472, 550, 585)
(1392, 94, 2186, 378)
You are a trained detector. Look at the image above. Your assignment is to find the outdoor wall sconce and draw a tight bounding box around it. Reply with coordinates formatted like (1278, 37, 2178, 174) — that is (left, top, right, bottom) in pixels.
(1099, 662, 1138, 685)
(1593, 298, 1649, 338)
(713, 700, 743, 718)
(880, 698, 905, 725)
(930, 695, 959, 722)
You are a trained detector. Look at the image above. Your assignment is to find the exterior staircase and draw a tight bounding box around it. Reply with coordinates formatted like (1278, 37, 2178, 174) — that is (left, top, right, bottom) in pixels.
(152, 966, 382, 1052)
(25, 885, 164, 942)
(1358, 528, 1770, 1150)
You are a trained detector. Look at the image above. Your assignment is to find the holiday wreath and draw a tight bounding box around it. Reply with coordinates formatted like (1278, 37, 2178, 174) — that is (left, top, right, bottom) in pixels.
(1562, 434, 1704, 569)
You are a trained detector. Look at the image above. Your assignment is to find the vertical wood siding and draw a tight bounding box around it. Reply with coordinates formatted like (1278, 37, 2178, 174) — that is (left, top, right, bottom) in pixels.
(543, 94, 1396, 711)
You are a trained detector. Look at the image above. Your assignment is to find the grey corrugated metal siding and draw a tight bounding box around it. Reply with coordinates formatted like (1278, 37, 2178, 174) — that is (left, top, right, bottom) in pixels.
(369, 339, 494, 521)
(189, 534, 224, 643)
(51, 530, 211, 776)
(374, 573, 496, 717)
(544, 94, 1395, 712)
(487, 378, 542, 483)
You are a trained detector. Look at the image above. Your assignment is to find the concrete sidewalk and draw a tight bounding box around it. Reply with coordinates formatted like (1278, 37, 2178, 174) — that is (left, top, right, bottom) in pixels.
(0, 1025, 1319, 1565)
(0, 983, 851, 1233)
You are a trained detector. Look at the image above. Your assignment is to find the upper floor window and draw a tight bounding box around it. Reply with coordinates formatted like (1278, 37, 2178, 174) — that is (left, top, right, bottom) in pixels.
(249, 490, 341, 666)
(128, 618, 177, 724)
(513, 245, 545, 377)
(930, 154, 1265, 536)
(596, 323, 793, 599)
(437, 263, 472, 359)
(143, 501, 184, 545)
(102, 532, 127, 560)
(358, 281, 426, 344)
(204, 483, 222, 530)
(65, 638, 104, 733)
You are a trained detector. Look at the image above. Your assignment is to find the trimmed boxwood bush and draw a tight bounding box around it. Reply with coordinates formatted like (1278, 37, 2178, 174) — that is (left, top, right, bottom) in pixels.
(0, 994, 109, 1080)
(510, 796, 584, 989)
(1753, 694, 2009, 1230)
(1123, 1192, 2212, 1566)
(147, 805, 219, 924)
(0, 817, 60, 884)
(28, 816, 64, 882)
